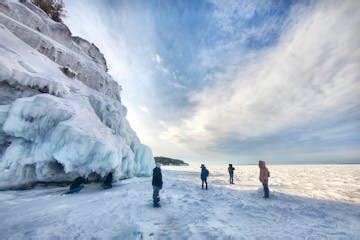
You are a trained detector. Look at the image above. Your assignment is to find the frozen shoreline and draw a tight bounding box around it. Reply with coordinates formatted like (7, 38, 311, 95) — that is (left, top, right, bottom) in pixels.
(1, 165, 359, 239)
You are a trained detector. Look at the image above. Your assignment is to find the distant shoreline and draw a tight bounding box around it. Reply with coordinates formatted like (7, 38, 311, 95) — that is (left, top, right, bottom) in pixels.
(155, 156, 189, 166)
(179, 162, 360, 167)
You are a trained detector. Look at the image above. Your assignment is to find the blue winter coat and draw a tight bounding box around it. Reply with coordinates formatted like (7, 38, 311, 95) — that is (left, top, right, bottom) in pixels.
(201, 168, 209, 180)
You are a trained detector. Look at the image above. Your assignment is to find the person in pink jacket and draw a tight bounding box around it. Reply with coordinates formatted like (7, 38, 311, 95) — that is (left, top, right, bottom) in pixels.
(258, 160, 270, 198)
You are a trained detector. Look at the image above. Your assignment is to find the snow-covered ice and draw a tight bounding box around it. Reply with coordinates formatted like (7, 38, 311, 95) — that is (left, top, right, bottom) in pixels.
(0, 164, 359, 239)
(0, 1, 359, 239)
(0, 0, 154, 187)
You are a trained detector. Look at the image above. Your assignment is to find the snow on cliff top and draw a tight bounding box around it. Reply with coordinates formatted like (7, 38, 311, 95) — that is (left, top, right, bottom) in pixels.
(0, 0, 154, 188)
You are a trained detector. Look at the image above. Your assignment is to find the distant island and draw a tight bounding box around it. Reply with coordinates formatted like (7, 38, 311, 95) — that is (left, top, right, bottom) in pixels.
(154, 156, 189, 166)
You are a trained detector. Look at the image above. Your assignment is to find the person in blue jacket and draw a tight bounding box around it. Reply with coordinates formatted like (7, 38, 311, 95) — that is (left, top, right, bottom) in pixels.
(66, 176, 85, 194)
(200, 164, 209, 190)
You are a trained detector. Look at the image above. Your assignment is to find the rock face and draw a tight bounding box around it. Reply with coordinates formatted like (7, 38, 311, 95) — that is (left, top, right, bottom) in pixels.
(0, 0, 154, 188)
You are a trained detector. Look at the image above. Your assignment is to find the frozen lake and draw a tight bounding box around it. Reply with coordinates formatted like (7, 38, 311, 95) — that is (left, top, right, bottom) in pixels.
(0, 164, 359, 239)
(167, 164, 360, 203)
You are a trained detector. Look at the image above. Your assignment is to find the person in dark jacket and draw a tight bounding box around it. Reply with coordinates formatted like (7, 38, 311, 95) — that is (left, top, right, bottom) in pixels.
(102, 172, 113, 189)
(228, 164, 235, 184)
(66, 176, 85, 194)
(200, 164, 209, 190)
(152, 163, 163, 207)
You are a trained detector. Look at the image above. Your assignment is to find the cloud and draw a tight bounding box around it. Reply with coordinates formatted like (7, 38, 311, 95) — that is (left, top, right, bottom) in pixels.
(139, 105, 149, 113)
(64, 0, 359, 163)
(161, 1, 360, 158)
(170, 80, 186, 90)
(153, 54, 162, 64)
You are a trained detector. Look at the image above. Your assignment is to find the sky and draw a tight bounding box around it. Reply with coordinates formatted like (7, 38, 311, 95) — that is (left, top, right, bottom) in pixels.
(64, 0, 360, 164)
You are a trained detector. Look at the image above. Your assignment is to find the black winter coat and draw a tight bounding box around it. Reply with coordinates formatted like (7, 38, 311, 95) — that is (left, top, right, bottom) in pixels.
(103, 172, 113, 186)
(228, 167, 235, 174)
(70, 177, 85, 190)
(152, 167, 163, 188)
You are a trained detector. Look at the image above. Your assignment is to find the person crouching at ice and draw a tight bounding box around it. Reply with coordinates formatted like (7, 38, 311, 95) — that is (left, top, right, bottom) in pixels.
(66, 176, 85, 194)
(152, 162, 163, 208)
(258, 160, 270, 198)
(228, 164, 235, 184)
(200, 164, 209, 190)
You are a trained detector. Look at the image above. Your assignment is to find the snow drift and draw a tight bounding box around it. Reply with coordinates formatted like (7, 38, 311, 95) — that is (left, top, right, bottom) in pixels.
(0, 0, 154, 188)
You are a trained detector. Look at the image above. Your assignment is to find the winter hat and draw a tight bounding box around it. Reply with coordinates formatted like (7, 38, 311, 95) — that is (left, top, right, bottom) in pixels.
(258, 160, 265, 167)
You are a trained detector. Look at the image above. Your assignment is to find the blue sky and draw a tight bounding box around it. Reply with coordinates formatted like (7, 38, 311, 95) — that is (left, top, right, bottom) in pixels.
(64, 0, 360, 164)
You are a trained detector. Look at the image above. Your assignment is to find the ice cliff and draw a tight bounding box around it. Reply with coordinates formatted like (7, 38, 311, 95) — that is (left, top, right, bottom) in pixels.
(0, 0, 155, 188)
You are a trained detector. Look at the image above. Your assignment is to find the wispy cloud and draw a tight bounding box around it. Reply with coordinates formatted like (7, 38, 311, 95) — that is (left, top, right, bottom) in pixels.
(139, 105, 149, 113)
(64, 0, 360, 163)
(161, 0, 360, 161)
(153, 54, 162, 64)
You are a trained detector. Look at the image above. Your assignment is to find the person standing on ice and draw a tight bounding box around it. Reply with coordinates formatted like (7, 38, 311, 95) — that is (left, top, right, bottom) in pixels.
(228, 164, 235, 184)
(200, 164, 209, 190)
(152, 162, 163, 208)
(258, 160, 270, 198)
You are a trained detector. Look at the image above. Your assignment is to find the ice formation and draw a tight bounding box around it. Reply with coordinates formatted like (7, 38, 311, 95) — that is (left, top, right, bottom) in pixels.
(0, 0, 154, 188)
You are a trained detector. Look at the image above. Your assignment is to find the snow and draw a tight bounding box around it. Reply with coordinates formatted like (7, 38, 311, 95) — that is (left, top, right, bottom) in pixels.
(0, 2, 358, 238)
(0, 164, 359, 239)
(0, 0, 154, 187)
(0, 1, 120, 100)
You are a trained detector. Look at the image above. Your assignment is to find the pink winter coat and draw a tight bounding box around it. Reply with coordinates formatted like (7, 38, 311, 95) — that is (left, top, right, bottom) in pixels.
(259, 167, 269, 184)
